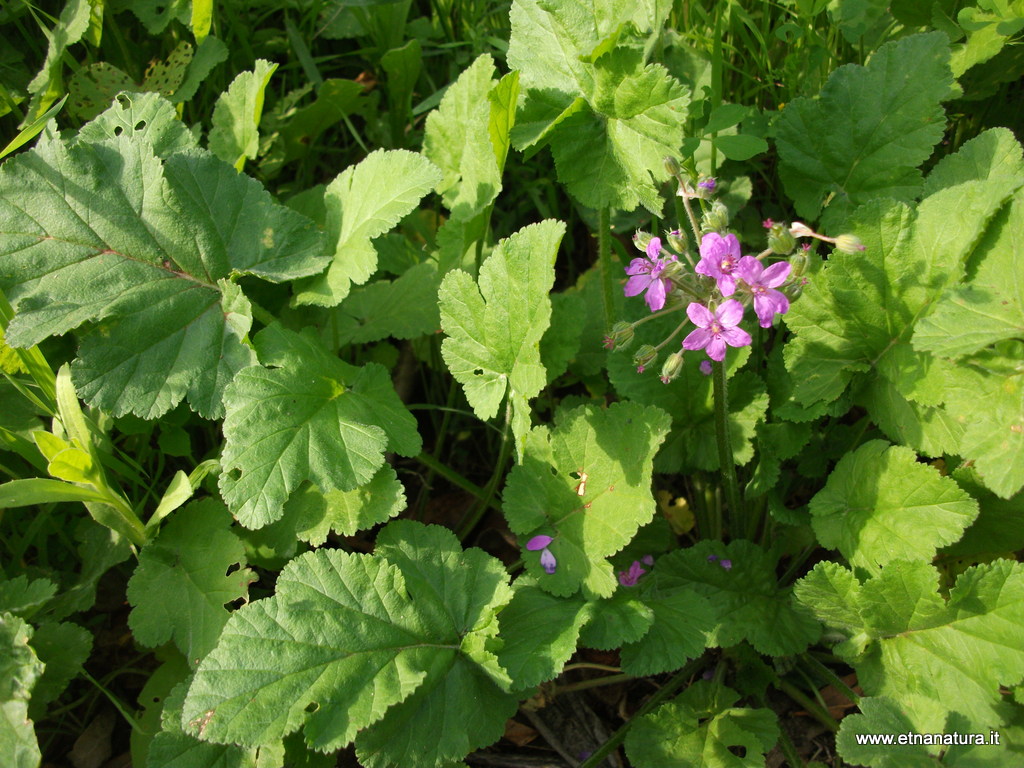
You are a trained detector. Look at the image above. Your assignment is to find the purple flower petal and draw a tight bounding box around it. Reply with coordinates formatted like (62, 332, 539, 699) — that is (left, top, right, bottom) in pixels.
(761, 260, 791, 287)
(526, 535, 553, 551)
(645, 278, 667, 311)
(646, 237, 662, 260)
(686, 302, 714, 327)
(717, 299, 745, 327)
(699, 360, 712, 376)
(682, 326, 712, 351)
(539, 548, 557, 574)
(641, 554, 655, 566)
(717, 274, 737, 296)
(706, 336, 727, 361)
(707, 554, 719, 562)
(719, 325, 752, 347)
(735, 255, 762, 284)
(618, 560, 647, 586)
(720, 559, 732, 570)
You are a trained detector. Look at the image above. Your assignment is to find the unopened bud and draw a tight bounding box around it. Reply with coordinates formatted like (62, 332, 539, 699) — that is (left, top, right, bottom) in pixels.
(767, 222, 796, 254)
(633, 344, 658, 374)
(834, 233, 865, 254)
(788, 250, 808, 277)
(702, 201, 730, 232)
(696, 176, 717, 199)
(660, 259, 685, 282)
(659, 351, 685, 384)
(789, 221, 815, 238)
(633, 231, 654, 252)
(603, 321, 634, 350)
(664, 156, 682, 178)
(666, 231, 687, 253)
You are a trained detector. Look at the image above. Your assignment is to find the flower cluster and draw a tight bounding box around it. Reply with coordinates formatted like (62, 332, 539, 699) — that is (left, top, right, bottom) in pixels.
(605, 166, 864, 383)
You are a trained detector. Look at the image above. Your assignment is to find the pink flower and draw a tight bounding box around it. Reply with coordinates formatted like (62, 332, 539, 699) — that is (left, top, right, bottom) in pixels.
(526, 535, 557, 574)
(624, 237, 675, 311)
(696, 233, 742, 296)
(618, 560, 647, 586)
(735, 256, 791, 328)
(682, 300, 751, 361)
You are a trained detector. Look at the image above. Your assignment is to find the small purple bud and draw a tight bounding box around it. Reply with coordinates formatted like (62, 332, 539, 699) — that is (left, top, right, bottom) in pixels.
(720, 559, 732, 570)
(707, 554, 718, 562)
(526, 535, 553, 551)
(699, 360, 712, 376)
(641, 554, 654, 566)
(698, 177, 716, 191)
(539, 548, 557, 574)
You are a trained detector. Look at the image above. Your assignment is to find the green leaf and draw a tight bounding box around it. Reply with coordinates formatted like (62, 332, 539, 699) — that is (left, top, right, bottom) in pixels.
(809, 440, 979, 571)
(293, 150, 441, 306)
(508, 0, 689, 214)
(0, 133, 327, 420)
(835, 696, 956, 768)
(424, 54, 503, 221)
(209, 60, 277, 171)
(625, 682, 780, 768)
(219, 326, 421, 528)
(76, 91, 198, 158)
(26, 621, 93, 718)
(0, 613, 43, 768)
(502, 401, 671, 598)
(577, 590, 654, 650)
(0, 477, 110, 508)
(775, 32, 953, 226)
(182, 521, 516, 768)
(128, 499, 254, 663)
(0, 577, 56, 619)
(24, 0, 93, 124)
(283, 465, 407, 544)
(795, 559, 1024, 730)
(915, 182, 1024, 358)
(439, 220, 566, 457)
(331, 262, 441, 345)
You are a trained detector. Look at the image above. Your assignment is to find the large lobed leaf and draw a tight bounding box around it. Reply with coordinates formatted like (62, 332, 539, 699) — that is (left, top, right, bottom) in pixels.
(439, 219, 565, 457)
(0, 112, 328, 420)
(218, 325, 421, 528)
(182, 521, 517, 768)
(507, 0, 688, 214)
(775, 32, 953, 226)
(502, 401, 671, 598)
(795, 559, 1024, 731)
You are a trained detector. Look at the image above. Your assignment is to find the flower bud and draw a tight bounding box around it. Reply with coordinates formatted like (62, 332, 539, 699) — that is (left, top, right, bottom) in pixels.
(664, 156, 682, 178)
(603, 321, 634, 350)
(702, 201, 730, 232)
(633, 344, 658, 374)
(666, 231, 688, 253)
(659, 259, 685, 282)
(633, 230, 654, 252)
(834, 233, 865, 254)
(696, 176, 717, 199)
(767, 222, 796, 254)
(659, 350, 684, 384)
(788, 250, 808, 277)
(789, 221, 815, 238)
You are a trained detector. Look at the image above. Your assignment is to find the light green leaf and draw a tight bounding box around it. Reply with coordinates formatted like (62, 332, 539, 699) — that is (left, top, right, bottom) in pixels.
(219, 326, 421, 528)
(577, 590, 654, 650)
(508, 0, 688, 214)
(331, 262, 441, 345)
(502, 401, 671, 598)
(0, 478, 109, 508)
(293, 150, 441, 306)
(0, 613, 43, 768)
(209, 60, 277, 171)
(24, 0, 93, 124)
(796, 559, 1024, 730)
(128, 499, 254, 664)
(835, 696, 955, 768)
(915, 184, 1024, 358)
(439, 220, 565, 456)
(775, 32, 952, 226)
(625, 682, 780, 768)
(809, 440, 979, 571)
(284, 466, 407, 544)
(76, 91, 197, 158)
(424, 54, 503, 221)
(0, 133, 327, 420)
(182, 521, 516, 768)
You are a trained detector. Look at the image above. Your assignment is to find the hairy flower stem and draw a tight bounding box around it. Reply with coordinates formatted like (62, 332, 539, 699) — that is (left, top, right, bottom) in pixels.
(578, 658, 704, 768)
(678, 189, 703, 247)
(712, 360, 745, 538)
(598, 206, 615, 328)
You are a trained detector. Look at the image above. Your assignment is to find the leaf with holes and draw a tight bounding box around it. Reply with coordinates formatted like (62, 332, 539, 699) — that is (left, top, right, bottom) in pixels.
(502, 401, 671, 598)
(0, 131, 327, 420)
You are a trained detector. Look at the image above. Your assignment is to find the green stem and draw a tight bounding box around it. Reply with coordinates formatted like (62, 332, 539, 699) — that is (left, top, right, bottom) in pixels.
(578, 658, 703, 768)
(776, 678, 839, 732)
(802, 653, 860, 707)
(711, 359, 744, 539)
(556, 672, 632, 695)
(456, 399, 513, 540)
(598, 206, 615, 329)
(414, 451, 498, 513)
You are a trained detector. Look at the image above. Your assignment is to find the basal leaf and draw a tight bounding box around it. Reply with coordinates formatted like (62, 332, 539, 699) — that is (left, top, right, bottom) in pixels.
(127, 499, 254, 664)
(775, 32, 952, 225)
(26, 621, 92, 718)
(293, 150, 441, 306)
(502, 401, 671, 598)
(219, 326, 421, 528)
(796, 559, 1024, 730)
(208, 60, 277, 171)
(625, 682, 780, 768)
(0, 132, 327, 420)
(0, 613, 43, 768)
(284, 466, 407, 544)
(0, 576, 56, 619)
(809, 440, 978, 571)
(508, 0, 688, 214)
(439, 220, 565, 456)
(182, 521, 516, 768)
